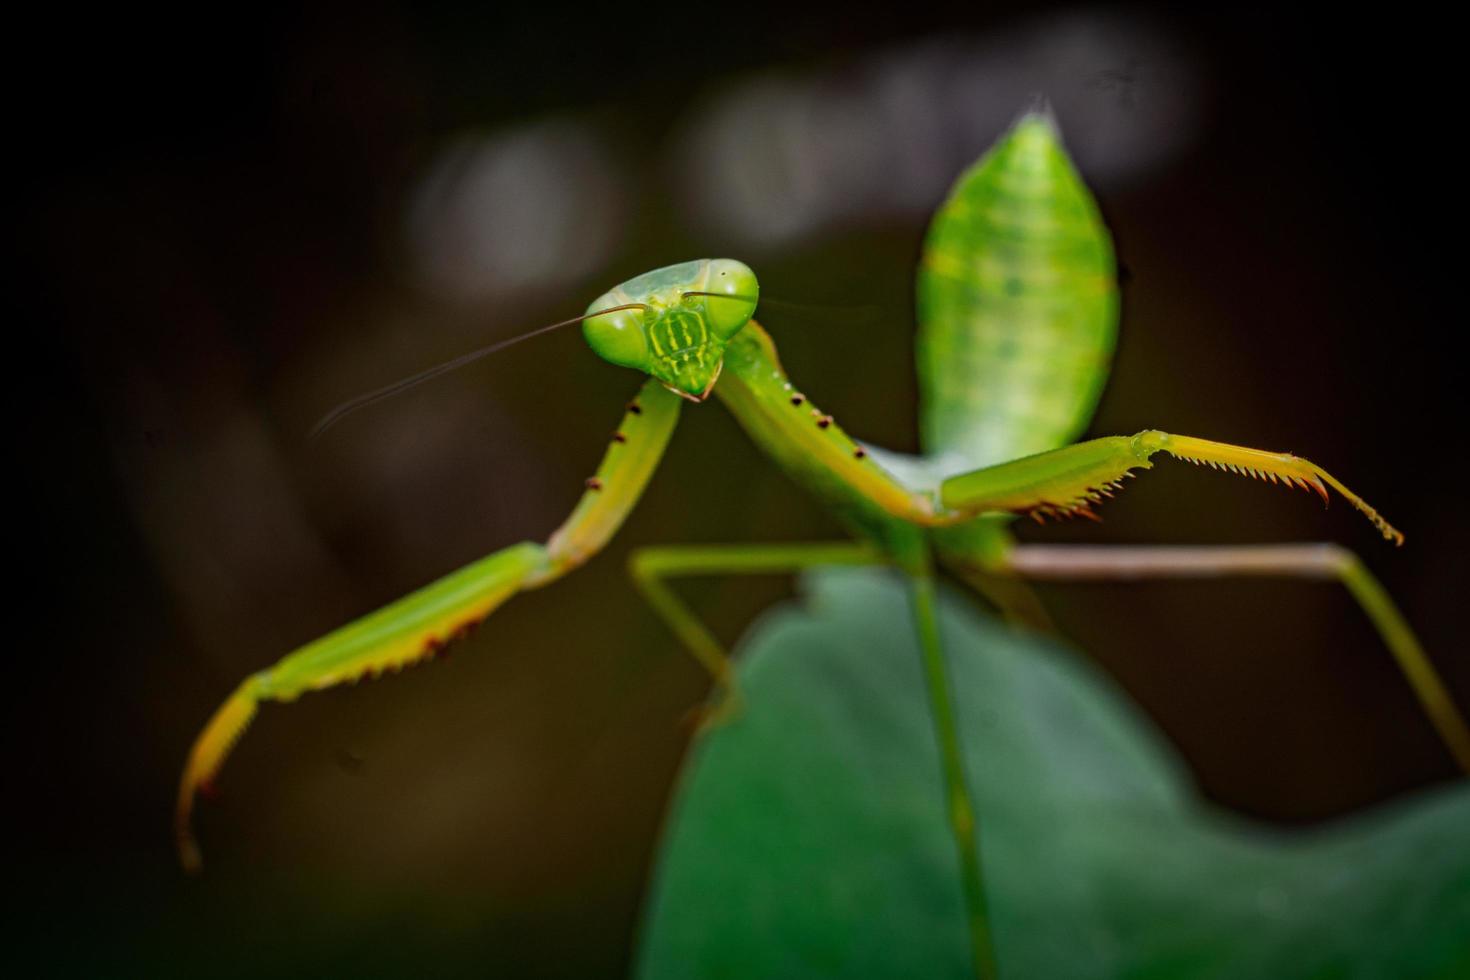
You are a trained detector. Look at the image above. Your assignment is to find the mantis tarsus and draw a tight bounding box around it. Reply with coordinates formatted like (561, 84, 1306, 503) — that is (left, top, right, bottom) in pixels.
(177, 107, 1467, 980)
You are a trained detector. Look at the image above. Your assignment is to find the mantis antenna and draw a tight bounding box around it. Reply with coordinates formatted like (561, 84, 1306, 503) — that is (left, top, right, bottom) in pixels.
(309, 303, 650, 438)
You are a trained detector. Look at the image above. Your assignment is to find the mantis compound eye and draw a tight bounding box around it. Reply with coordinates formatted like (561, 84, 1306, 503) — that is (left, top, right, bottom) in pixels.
(694, 259, 759, 339)
(583, 293, 652, 371)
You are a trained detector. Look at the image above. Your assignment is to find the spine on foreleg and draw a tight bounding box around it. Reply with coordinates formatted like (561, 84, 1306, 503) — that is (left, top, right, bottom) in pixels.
(937, 430, 1404, 543)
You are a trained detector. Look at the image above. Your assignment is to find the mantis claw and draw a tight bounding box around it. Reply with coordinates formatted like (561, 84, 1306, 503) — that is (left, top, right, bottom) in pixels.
(176, 676, 263, 873)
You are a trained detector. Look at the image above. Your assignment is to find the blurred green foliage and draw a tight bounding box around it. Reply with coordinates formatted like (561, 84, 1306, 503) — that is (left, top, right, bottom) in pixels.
(640, 568, 1470, 978)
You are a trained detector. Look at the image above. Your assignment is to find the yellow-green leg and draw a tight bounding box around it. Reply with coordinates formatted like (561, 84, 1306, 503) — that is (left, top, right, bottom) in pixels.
(179, 380, 687, 871)
(627, 541, 883, 723)
(1002, 543, 1470, 774)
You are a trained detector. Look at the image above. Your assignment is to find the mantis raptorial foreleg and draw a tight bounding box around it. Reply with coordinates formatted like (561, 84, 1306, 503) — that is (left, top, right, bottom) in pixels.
(177, 379, 683, 870)
(714, 325, 1460, 764)
(997, 543, 1470, 773)
(929, 433, 1470, 768)
(941, 431, 1402, 543)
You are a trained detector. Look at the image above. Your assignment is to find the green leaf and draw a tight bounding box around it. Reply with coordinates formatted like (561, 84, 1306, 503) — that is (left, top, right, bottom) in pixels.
(637, 568, 1470, 979)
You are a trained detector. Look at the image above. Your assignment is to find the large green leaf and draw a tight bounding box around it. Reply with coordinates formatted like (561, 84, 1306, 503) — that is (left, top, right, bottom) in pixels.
(637, 568, 1470, 979)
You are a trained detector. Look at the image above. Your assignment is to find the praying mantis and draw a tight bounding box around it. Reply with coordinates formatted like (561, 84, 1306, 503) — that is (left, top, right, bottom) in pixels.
(176, 107, 1467, 980)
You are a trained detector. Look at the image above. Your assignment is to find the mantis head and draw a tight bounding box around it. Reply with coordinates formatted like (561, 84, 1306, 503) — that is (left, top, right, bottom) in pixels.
(583, 259, 759, 401)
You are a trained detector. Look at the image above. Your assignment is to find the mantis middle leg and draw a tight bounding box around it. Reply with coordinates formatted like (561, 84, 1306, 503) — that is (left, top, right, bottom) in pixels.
(627, 541, 886, 719)
(628, 539, 999, 979)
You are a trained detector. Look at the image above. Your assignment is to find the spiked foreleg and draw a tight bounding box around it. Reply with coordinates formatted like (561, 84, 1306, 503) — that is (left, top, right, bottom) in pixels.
(939, 431, 1404, 544)
(177, 380, 682, 871)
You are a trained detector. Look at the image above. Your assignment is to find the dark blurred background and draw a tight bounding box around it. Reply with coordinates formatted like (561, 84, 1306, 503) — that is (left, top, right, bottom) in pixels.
(19, 3, 1468, 976)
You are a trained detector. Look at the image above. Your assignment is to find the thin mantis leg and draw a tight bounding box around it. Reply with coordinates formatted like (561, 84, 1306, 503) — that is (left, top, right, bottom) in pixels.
(177, 379, 683, 870)
(627, 541, 884, 719)
(628, 540, 999, 978)
(998, 543, 1470, 774)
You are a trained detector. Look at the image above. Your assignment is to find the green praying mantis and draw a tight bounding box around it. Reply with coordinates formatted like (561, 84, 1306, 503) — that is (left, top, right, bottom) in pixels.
(177, 107, 1468, 979)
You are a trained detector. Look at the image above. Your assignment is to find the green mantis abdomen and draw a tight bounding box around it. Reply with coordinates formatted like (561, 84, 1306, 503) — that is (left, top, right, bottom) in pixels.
(916, 110, 1118, 470)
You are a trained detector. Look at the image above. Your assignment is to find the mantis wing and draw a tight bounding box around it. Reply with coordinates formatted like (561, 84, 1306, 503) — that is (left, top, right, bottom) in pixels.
(915, 106, 1118, 472)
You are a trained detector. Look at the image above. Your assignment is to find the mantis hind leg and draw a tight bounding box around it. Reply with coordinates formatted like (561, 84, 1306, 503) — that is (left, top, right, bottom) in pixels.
(998, 542, 1470, 774)
(627, 542, 884, 724)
